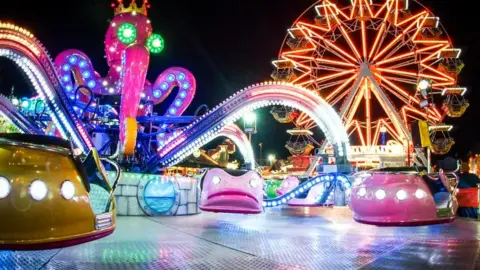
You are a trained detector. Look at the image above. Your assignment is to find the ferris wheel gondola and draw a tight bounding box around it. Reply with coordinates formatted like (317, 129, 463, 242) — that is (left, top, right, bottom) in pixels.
(271, 0, 467, 164)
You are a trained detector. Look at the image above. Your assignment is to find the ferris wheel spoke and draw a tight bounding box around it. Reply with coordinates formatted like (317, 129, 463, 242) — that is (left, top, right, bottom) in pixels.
(307, 69, 356, 86)
(376, 43, 445, 66)
(420, 63, 456, 82)
(326, 74, 357, 102)
(303, 28, 358, 63)
(361, 0, 375, 18)
(373, 73, 418, 104)
(315, 79, 351, 93)
(326, 5, 362, 60)
(373, 15, 425, 62)
(420, 44, 451, 63)
(382, 75, 417, 86)
(350, 0, 358, 19)
(359, 1, 368, 59)
(330, 87, 352, 106)
(372, 121, 383, 146)
(343, 80, 366, 126)
(397, 11, 428, 27)
(324, 1, 350, 21)
(382, 58, 417, 70)
(354, 120, 367, 146)
(379, 82, 411, 104)
(374, 0, 392, 18)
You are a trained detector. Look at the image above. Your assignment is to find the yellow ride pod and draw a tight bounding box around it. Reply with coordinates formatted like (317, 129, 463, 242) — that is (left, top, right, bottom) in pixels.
(122, 117, 138, 155)
(0, 133, 120, 250)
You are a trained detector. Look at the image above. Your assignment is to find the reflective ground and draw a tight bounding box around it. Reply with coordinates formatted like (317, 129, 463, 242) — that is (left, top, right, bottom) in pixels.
(2, 207, 479, 269)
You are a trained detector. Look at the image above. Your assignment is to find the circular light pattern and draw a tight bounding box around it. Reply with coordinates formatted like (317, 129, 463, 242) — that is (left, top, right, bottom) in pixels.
(357, 187, 366, 197)
(375, 189, 386, 200)
(212, 176, 221, 185)
(109, 88, 115, 93)
(146, 33, 165, 54)
(161, 82, 169, 90)
(182, 82, 190, 89)
(249, 179, 259, 188)
(167, 74, 175, 82)
(178, 73, 185, 80)
(61, 180, 75, 200)
(29, 180, 48, 201)
(117, 23, 137, 44)
(79, 60, 87, 68)
(82, 71, 90, 78)
(169, 108, 176, 114)
(175, 100, 182, 107)
(63, 75, 70, 82)
(153, 89, 161, 98)
(11, 98, 19, 106)
(415, 189, 425, 199)
(63, 64, 70, 71)
(179, 91, 187, 98)
(69, 56, 77, 64)
(0, 177, 11, 199)
(88, 80, 96, 88)
(396, 190, 407, 200)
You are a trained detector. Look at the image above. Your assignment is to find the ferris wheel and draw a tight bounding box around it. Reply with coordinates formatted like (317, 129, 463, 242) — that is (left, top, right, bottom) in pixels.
(271, 0, 468, 158)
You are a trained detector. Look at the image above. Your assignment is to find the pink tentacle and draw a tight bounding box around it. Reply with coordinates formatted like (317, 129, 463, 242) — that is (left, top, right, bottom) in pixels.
(145, 67, 196, 147)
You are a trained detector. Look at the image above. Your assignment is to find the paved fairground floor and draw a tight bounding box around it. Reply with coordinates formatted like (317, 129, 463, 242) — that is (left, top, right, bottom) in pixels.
(1, 207, 479, 270)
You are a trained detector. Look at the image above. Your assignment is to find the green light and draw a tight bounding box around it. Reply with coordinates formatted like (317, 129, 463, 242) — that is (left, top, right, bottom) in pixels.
(117, 23, 137, 44)
(146, 34, 165, 54)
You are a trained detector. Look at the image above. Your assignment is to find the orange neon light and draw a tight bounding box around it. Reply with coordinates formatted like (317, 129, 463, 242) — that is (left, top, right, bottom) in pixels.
(355, 120, 366, 146)
(303, 28, 358, 63)
(373, 16, 423, 61)
(397, 11, 427, 27)
(314, 58, 356, 67)
(291, 71, 312, 84)
(363, 0, 374, 18)
(327, 5, 362, 60)
(296, 21, 330, 32)
(375, 43, 444, 66)
(282, 48, 316, 56)
(326, 75, 357, 101)
(376, 67, 451, 82)
(364, 79, 371, 145)
(374, 0, 388, 18)
(372, 121, 382, 146)
(359, 1, 368, 59)
(369, 23, 385, 59)
(421, 44, 451, 63)
(421, 63, 456, 82)
(373, 73, 418, 103)
(313, 69, 356, 83)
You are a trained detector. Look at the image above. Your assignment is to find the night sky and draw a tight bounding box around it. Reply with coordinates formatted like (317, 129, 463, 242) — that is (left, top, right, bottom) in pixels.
(0, 0, 476, 161)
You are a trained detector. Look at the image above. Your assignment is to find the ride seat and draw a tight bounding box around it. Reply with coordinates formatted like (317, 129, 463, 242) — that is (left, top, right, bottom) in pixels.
(433, 192, 451, 208)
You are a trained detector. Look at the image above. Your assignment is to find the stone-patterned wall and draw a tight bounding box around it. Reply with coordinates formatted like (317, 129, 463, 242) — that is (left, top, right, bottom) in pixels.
(108, 172, 200, 216)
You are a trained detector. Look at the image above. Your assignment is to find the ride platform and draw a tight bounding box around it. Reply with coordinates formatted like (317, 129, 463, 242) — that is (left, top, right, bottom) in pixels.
(1, 207, 479, 269)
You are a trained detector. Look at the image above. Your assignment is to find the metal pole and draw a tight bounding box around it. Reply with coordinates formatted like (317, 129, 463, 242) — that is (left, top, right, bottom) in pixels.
(427, 147, 431, 173)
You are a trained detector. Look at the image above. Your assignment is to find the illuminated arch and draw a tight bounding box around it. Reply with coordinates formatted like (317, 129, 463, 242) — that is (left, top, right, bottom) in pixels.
(215, 125, 255, 170)
(0, 22, 93, 152)
(145, 82, 350, 172)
